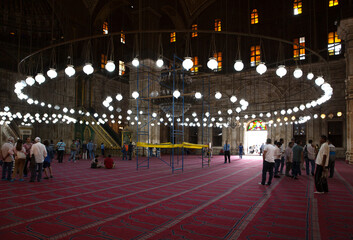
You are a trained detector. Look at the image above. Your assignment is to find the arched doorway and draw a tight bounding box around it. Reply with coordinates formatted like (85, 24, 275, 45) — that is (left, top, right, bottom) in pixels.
(244, 120, 268, 155)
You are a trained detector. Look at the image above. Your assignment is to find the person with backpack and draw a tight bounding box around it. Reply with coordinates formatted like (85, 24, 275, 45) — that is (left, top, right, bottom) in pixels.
(304, 140, 316, 176)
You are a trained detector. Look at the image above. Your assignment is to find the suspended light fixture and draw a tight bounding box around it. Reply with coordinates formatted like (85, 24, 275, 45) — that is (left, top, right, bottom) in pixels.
(182, 57, 193, 70)
(215, 91, 222, 99)
(256, 62, 267, 75)
(315, 76, 324, 86)
(293, 68, 303, 78)
(132, 57, 139, 67)
(236, 107, 241, 113)
(65, 65, 75, 77)
(105, 60, 115, 72)
(276, 65, 287, 78)
(207, 57, 218, 70)
(307, 72, 314, 80)
(156, 58, 164, 68)
(234, 60, 244, 71)
(173, 90, 181, 98)
(337, 112, 342, 117)
(299, 104, 305, 110)
(115, 93, 123, 101)
(230, 96, 237, 103)
(26, 76, 35, 86)
(227, 109, 233, 115)
(132, 91, 139, 99)
(195, 92, 202, 99)
(47, 68, 57, 79)
(83, 63, 94, 75)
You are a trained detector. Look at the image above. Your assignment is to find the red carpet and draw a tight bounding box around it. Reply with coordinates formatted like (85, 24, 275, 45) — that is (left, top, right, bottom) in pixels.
(0, 155, 352, 239)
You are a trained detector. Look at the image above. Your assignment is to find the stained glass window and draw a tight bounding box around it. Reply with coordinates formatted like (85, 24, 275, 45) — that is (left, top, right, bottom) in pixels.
(247, 120, 267, 131)
(101, 54, 107, 69)
(192, 24, 198, 37)
(294, 0, 302, 15)
(251, 9, 258, 24)
(191, 56, 198, 73)
(214, 19, 221, 31)
(120, 31, 126, 44)
(328, 31, 341, 56)
(293, 37, 305, 60)
(103, 21, 108, 34)
(329, 0, 338, 7)
(250, 45, 261, 66)
(213, 52, 222, 71)
(170, 32, 176, 42)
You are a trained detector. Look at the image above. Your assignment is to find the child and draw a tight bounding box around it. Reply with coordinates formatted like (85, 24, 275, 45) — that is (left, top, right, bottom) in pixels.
(104, 155, 115, 169)
(91, 155, 102, 168)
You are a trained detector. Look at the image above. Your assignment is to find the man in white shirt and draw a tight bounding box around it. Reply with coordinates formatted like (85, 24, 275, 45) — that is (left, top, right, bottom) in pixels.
(259, 138, 276, 186)
(304, 140, 316, 176)
(1, 137, 14, 181)
(30, 137, 47, 182)
(314, 135, 330, 194)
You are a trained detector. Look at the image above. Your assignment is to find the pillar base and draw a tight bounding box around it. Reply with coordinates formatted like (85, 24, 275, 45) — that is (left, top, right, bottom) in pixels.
(346, 151, 353, 164)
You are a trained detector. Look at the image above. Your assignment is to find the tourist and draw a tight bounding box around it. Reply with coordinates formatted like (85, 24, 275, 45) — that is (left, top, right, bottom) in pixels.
(224, 139, 231, 163)
(56, 139, 66, 163)
(122, 144, 128, 161)
(259, 138, 276, 186)
(274, 141, 282, 178)
(128, 142, 133, 160)
(328, 140, 336, 178)
(279, 138, 285, 174)
(11, 139, 26, 182)
(285, 142, 294, 177)
(104, 155, 115, 169)
(314, 135, 330, 194)
(23, 137, 33, 176)
(239, 143, 244, 159)
(75, 139, 81, 160)
(304, 140, 316, 176)
(292, 140, 303, 179)
(30, 137, 47, 182)
(68, 140, 77, 162)
(101, 143, 105, 156)
(43, 140, 54, 179)
(91, 155, 102, 168)
(87, 140, 94, 160)
(259, 143, 265, 156)
(82, 141, 87, 160)
(1, 137, 14, 181)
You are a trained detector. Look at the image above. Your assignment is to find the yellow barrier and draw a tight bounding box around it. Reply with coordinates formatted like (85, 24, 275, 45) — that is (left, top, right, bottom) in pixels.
(136, 142, 208, 149)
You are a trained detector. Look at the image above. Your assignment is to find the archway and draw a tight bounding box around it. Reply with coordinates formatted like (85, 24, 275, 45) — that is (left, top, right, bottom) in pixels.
(244, 119, 267, 155)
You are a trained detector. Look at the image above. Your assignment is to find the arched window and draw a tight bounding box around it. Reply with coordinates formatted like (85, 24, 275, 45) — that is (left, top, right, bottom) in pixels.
(247, 120, 267, 131)
(251, 9, 258, 24)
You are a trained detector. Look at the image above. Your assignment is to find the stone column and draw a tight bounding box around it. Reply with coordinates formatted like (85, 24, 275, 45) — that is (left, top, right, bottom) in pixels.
(338, 18, 353, 164)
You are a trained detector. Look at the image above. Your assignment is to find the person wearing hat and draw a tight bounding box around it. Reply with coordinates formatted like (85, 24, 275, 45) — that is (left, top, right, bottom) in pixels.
(30, 137, 47, 182)
(1, 137, 15, 181)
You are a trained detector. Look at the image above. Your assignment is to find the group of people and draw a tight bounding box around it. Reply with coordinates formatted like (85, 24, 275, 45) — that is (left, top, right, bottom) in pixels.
(261, 135, 336, 194)
(1, 136, 54, 182)
(57, 139, 101, 163)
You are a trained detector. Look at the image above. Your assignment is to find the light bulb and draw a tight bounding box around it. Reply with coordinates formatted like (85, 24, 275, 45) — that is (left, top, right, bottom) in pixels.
(173, 90, 181, 98)
(47, 68, 57, 79)
(132, 57, 139, 67)
(156, 58, 164, 68)
(293, 68, 303, 78)
(182, 57, 193, 70)
(35, 73, 46, 84)
(24, 76, 34, 87)
(236, 107, 241, 113)
(307, 72, 314, 80)
(230, 95, 237, 103)
(315, 76, 324, 86)
(215, 91, 222, 99)
(195, 92, 202, 99)
(207, 57, 218, 70)
(276, 65, 287, 78)
(115, 93, 123, 101)
(256, 62, 267, 75)
(105, 60, 115, 72)
(83, 63, 94, 75)
(132, 91, 139, 99)
(65, 65, 75, 77)
(234, 60, 244, 71)
(227, 109, 233, 115)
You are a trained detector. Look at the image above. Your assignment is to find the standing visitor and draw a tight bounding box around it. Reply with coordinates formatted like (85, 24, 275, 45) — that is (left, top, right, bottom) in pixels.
(56, 139, 66, 163)
(292, 140, 304, 180)
(224, 140, 231, 163)
(314, 135, 330, 194)
(238, 143, 244, 159)
(1, 137, 14, 181)
(122, 144, 128, 161)
(279, 138, 285, 174)
(43, 140, 54, 179)
(259, 138, 276, 186)
(11, 139, 26, 182)
(328, 140, 336, 178)
(285, 142, 294, 177)
(82, 141, 87, 160)
(75, 139, 81, 160)
(274, 141, 282, 178)
(23, 137, 33, 176)
(30, 137, 47, 182)
(101, 143, 105, 156)
(68, 140, 77, 162)
(128, 142, 133, 160)
(305, 140, 316, 176)
(260, 143, 265, 156)
(87, 140, 94, 160)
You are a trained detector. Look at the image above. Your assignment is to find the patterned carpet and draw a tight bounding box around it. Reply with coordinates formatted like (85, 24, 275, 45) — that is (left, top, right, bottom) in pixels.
(0, 154, 352, 240)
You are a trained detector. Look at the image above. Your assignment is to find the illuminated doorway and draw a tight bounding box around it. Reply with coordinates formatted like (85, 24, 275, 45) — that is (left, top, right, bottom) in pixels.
(244, 120, 267, 155)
